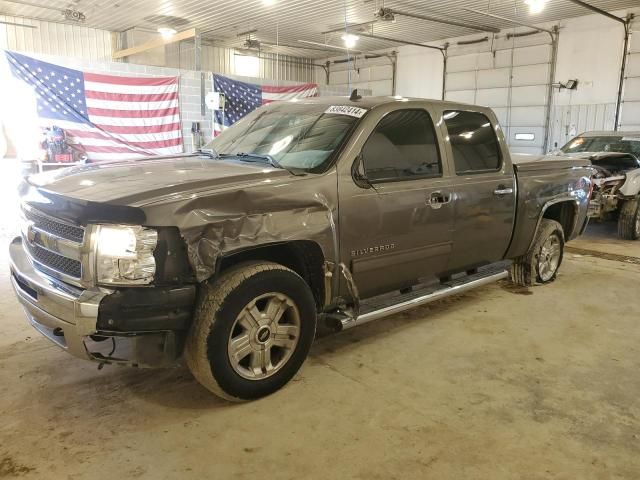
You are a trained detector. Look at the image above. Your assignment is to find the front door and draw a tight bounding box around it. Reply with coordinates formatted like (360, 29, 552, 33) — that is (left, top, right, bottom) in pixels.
(338, 107, 455, 299)
(439, 109, 516, 272)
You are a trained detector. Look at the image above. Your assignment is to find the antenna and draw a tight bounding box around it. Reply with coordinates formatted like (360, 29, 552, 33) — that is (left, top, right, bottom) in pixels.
(350, 89, 362, 101)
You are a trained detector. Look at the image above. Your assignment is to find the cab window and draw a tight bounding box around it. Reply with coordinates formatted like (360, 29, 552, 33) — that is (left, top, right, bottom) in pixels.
(443, 111, 502, 174)
(361, 109, 442, 183)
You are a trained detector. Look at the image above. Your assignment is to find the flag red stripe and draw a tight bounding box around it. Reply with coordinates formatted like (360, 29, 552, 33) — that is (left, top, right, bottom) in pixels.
(93, 122, 181, 134)
(262, 84, 317, 93)
(79, 145, 153, 154)
(85, 90, 179, 102)
(67, 130, 182, 149)
(83, 72, 178, 86)
(87, 106, 179, 118)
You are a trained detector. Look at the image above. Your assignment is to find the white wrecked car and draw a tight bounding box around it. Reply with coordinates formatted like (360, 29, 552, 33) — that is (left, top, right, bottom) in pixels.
(556, 131, 640, 240)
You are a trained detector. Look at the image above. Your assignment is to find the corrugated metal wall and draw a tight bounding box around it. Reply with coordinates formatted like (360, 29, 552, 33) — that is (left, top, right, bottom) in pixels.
(165, 41, 316, 82)
(0, 15, 113, 61)
(0, 17, 315, 82)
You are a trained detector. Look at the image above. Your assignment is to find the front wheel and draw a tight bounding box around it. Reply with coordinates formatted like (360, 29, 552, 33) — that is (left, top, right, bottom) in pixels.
(617, 198, 640, 240)
(511, 219, 565, 287)
(185, 261, 317, 401)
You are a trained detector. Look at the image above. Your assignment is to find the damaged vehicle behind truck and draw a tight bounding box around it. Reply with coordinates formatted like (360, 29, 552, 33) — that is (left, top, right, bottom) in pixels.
(10, 96, 592, 401)
(557, 131, 640, 239)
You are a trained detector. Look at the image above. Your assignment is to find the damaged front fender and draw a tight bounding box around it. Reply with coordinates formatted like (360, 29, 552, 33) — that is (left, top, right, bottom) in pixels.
(141, 172, 340, 284)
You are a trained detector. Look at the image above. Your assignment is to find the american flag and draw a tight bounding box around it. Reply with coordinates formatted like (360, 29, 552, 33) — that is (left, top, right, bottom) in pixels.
(5, 51, 183, 161)
(213, 74, 318, 136)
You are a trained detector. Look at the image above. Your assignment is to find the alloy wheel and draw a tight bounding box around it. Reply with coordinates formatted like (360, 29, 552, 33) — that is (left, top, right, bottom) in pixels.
(227, 292, 301, 380)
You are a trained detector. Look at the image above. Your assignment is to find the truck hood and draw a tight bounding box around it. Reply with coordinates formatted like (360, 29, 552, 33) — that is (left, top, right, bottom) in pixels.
(27, 154, 292, 206)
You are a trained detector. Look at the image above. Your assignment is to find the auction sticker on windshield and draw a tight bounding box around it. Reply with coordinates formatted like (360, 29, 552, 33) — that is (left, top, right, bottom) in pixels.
(325, 105, 368, 118)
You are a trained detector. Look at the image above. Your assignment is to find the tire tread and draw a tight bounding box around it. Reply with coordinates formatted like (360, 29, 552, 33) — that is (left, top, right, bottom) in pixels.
(185, 262, 298, 402)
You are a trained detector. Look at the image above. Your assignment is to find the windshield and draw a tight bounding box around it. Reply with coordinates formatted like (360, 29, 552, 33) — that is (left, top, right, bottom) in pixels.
(202, 103, 363, 172)
(561, 135, 640, 157)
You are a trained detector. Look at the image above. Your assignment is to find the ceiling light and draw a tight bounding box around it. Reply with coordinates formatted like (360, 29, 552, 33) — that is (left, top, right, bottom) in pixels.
(263, 0, 276, 5)
(158, 27, 177, 39)
(525, 0, 548, 14)
(342, 34, 359, 49)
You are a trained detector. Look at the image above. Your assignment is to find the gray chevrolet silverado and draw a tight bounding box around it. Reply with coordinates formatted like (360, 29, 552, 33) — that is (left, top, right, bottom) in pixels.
(10, 96, 592, 400)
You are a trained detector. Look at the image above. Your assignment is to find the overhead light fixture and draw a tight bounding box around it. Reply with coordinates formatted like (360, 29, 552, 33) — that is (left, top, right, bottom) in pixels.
(341, 33, 359, 49)
(158, 27, 177, 39)
(263, 0, 276, 5)
(524, 0, 548, 14)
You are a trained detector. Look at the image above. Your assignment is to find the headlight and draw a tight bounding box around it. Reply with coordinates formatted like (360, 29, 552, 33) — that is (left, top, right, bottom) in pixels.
(96, 225, 158, 285)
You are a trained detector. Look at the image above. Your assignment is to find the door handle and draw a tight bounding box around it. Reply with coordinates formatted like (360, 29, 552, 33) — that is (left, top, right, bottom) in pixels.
(427, 191, 451, 209)
(493, 185, 514, 196)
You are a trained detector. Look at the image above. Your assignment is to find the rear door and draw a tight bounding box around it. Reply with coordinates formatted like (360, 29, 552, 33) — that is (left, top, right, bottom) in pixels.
(439, 109, 516, 272)
(338, 106, 455, 298)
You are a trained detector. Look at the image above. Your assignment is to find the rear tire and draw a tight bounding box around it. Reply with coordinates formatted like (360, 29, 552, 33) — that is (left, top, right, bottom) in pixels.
(617, 198, 640, 240)
(511, 219, 565, 287)
(185, 261, 317, 401)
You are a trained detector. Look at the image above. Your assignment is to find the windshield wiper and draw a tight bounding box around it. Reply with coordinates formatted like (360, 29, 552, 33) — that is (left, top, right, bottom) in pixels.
(199, 147, 219, 159)
(232, 152, 305, 176)
(234, 152, 280, 167)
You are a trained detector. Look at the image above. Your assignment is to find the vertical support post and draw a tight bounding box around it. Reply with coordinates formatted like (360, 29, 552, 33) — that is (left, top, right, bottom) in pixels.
(543, 26, 559, 153)
(389, 51, 398, 96)
(614, 17, 632, 131)
(325, 61, 331, 85)
(441, 43, 449, 101)
(194, 29, 205, 117)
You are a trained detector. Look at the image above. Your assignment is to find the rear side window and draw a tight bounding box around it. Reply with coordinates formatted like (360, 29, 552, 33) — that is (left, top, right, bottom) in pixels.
(361, 109, 442, 182)
(443, 110, 502, 174)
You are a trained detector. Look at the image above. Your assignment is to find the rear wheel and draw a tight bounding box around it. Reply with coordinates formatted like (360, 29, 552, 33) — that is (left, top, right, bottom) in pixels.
(617, 198, 640, 240)
(511, 219, 565, 287)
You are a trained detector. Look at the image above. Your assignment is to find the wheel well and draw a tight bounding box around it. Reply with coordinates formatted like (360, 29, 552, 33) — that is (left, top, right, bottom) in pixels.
(217, 241, 326, 310)
(543, 202, 576, 238)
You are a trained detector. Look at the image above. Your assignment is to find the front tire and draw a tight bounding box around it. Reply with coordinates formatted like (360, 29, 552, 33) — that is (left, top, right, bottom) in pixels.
(617, 198, 640, 240)
(185, 261, 317, 401)
(511, 219, 565, 287)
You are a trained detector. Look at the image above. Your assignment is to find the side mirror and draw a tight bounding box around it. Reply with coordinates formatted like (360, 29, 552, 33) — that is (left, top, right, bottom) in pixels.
(352, 153, 373, 189)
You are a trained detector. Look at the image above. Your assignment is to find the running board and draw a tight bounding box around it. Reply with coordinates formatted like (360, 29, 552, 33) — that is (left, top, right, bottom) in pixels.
(336, 263, 510, 330)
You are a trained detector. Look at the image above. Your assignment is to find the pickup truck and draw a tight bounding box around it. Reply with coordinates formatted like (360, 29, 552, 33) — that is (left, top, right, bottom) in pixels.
(10, 96, 592, 401)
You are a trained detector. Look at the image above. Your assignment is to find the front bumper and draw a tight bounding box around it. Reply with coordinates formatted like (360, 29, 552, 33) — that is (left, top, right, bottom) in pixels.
(10, 236, 106, 360)
(9, 237, 192, 367)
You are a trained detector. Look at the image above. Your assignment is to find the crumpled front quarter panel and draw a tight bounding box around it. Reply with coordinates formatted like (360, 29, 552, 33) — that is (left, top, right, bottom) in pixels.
(142, 172, 339, 282)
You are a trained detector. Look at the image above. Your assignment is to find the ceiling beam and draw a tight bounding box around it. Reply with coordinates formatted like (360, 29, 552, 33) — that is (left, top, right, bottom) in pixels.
(564, 0, 626, 24)
(389, 8, 500, 34)
(321, 20, 379, 35)
(0, 20, 37, 28)
(462, 8, 555, 35)
(298, 40, 366, 54)
(356, 32, 445, 52)
(112, 28, 197, 59)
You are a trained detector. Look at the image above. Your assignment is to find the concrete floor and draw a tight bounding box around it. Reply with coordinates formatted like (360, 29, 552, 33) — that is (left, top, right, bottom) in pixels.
(1, 169, 639, 478)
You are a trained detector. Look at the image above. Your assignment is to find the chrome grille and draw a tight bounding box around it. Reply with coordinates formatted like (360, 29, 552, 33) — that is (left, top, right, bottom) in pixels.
(20, 205, 87, 286)
(23, 207, 85, 243)
(26, 243, 82, 278)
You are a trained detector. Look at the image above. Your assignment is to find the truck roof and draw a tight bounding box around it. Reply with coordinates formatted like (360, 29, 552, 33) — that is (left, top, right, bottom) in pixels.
(293, 95, 489, 112)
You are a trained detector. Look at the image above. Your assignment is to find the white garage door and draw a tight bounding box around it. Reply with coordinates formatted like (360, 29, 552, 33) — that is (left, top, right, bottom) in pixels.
(445, 34, 553, 155)
(621, 18, 640, 131)
(326, 56, 395, 97)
